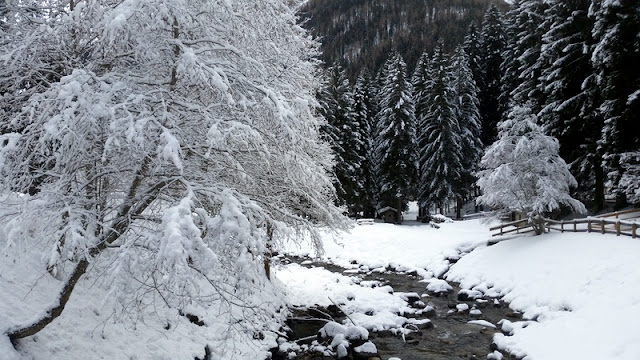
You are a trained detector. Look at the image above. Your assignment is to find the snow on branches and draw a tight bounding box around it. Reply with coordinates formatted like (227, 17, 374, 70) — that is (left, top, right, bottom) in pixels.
(0, 0, 346, 352)
(476, 105, 586, 234)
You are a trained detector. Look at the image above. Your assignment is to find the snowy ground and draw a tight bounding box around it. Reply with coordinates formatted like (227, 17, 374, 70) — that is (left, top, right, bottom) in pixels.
(3, 203, 639, 360)
(0, 233, 283, 360)
(276, 206, 640, 360)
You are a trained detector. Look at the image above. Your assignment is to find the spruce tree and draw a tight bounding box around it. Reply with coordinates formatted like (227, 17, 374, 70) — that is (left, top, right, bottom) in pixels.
(508, 0, 550, 114)
(539, 0, 605, 210)
(478, 3, 506, 147)
(463, 21, 483, 93)
(590, 0, 640, 206)
(412, 51, 433, 219)
(352, 68, 377, 217)
(451, 45, 482, 217)
(416, 44, 462, 215)
(372, 52, 417, 220)
(318, 63, 363, 214)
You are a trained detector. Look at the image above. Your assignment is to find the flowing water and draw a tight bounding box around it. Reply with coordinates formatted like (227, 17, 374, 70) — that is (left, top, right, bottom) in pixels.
(280, 257, 523, 360)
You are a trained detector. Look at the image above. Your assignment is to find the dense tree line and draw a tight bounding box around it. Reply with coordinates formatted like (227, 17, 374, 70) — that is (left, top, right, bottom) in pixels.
(321, 0, 640, 221)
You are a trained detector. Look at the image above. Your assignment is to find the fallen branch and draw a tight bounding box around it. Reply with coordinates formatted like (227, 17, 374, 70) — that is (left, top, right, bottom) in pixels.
(328, 296, 358, 327)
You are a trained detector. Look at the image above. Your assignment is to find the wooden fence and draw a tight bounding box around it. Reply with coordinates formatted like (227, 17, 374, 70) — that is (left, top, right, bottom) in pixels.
(490, 209, 640, 238)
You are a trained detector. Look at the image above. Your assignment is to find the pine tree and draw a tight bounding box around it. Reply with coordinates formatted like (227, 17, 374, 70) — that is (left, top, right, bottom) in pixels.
(478, 3, 506, 147)
(352, 68, 377, 217)
(372, 52, 416, 220)
(617, 151, 640, 205)
(463, 21, 483, 92)
(508, 0, 550, 114)
(318, 63, 363, 214)
(477, 105, 586, 235)
(498, 2, 520, 125)
(416, 44, 462, 215)
(590, 0, 640, 206)
(412, 51, 433, 219)
(450, 45, 482, 217)
(539, 0, 605, 210)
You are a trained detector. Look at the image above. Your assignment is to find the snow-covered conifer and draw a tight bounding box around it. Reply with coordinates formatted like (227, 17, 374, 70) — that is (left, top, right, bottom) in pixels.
(318, 63, 363, 214)
(451, 45, 482, 216)
(538, 0, 605, 210)
(478, 3, 506, 146)
(352, 68, 377, 217)
(372, 52, 416, 218)
(590, 0, 640, 206)
(416, 44, 462, 215)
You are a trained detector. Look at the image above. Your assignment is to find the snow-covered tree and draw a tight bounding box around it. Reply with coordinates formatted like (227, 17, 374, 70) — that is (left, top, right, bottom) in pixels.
(450, 45, 482, 217)
(318, 63, 363, 214)
(416, 44, 462, 215)
(412, 51, 432, 218)
(0, 0, 345, 351)
(372, 52, 416, 218)
(538, 0, 605, 211)
(463, 21, 483, 93)
(352, 68, 377, 217)
(478, 3, 506, 147)
(507, 0, 550, 114)
(617, 152, 640, 205)
(477, 105, 586, 235)
(590, 0, 640, 206)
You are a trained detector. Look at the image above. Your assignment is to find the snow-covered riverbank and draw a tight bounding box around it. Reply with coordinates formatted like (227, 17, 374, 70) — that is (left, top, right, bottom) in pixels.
(278, 216, 640, 360)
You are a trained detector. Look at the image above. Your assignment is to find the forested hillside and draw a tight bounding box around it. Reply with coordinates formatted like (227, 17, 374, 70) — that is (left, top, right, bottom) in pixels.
(299, 0, 508, 76)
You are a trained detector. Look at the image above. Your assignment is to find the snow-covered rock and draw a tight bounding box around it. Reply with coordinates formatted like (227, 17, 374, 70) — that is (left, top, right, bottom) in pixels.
(467, 320, 496, 328)
(319, 322, 346, 339)
(426, 279, 453, 294)
(353, 341, 378, 359)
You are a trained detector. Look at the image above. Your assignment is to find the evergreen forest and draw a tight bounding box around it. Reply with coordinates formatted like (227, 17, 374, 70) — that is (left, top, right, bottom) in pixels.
(314, 0, 640, 220)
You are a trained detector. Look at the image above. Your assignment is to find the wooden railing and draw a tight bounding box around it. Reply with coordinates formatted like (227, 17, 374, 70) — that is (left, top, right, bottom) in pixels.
(490, 209, 640, 238)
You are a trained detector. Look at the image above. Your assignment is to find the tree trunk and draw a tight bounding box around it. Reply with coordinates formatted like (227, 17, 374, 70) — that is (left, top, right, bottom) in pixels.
(7, 169, 168, 345)
(531, 214, 545, 235)
(9, 259, 89, 343)
(264, 223, 273, 281)
(593, 155, 605, 212)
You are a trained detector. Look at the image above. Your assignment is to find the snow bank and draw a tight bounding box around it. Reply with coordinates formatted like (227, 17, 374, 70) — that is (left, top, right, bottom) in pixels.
(282, 219, 490, 278)
(0, 236, 283, 360)
(279, 216, 640, 360)
(447, 232, 640, 360)
(275, 264, 410, 331)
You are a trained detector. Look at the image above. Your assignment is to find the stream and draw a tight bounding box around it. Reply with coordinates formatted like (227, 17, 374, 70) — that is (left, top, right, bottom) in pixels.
(276, 256, 524, 360)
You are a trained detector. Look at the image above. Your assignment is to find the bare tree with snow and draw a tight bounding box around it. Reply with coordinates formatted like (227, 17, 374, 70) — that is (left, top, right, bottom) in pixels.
(476, 105, 586, 235)
(0, 0, 346, 351)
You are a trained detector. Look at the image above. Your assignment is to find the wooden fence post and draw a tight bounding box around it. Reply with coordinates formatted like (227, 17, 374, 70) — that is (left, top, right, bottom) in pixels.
(616, 220, 621, 236)
(561, 220, 564, 233)
(588, 219, 591, 233)
(633, 223, 637, 239)
(573, 221, 577, 232)
(601, 219, 605, 234)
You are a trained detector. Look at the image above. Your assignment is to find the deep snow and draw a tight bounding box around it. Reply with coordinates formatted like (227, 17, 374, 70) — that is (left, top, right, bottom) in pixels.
(3, 203, 639, 360)
(277, 207, 640, 360)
